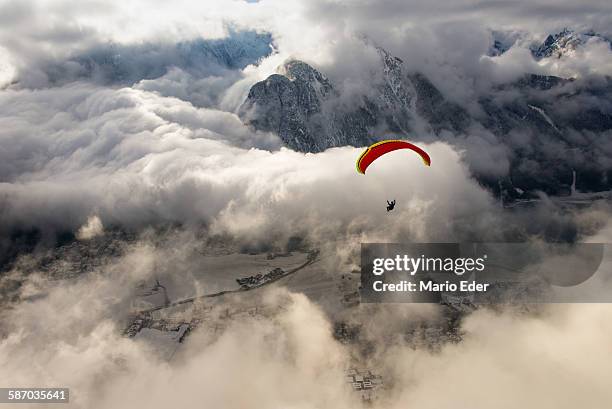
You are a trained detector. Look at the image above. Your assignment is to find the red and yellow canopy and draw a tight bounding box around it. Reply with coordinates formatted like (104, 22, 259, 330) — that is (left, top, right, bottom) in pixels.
(356, 140, 431, 174)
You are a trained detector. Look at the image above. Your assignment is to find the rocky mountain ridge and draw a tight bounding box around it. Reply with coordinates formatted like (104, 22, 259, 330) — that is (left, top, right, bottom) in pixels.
(531, 28, 611, 59)
(239, 48, 472, 153)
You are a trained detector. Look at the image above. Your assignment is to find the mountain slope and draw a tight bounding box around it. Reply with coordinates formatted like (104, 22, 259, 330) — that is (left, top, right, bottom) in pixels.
(531, 28, 611, 59)
(239, 49, 469, 152)
(46, 30, 274, 85)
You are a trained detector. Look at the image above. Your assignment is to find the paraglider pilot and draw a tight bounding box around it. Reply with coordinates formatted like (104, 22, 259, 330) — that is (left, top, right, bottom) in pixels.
(386, 200, 395, 212)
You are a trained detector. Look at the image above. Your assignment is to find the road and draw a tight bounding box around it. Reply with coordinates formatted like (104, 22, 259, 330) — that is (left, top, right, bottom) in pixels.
(137, 250, 319, 314)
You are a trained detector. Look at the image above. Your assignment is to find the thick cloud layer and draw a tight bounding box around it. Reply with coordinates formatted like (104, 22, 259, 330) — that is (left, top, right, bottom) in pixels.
(0, 80, 500, 245)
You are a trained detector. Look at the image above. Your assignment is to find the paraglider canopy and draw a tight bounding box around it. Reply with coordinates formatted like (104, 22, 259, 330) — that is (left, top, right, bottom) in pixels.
(356, 140, 431, 174)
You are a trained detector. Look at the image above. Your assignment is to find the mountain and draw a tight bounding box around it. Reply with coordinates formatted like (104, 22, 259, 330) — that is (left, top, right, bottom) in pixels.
(488, 28, 611, 59)
(237, 60, 366, 152)
(531, 28, 611, 59)
(45, 30, 274, 85)
(239, 44, 612, 194)
(176, 30, 274, 70)
(488, 30, 523, 56)
(239, 48, 469, 152)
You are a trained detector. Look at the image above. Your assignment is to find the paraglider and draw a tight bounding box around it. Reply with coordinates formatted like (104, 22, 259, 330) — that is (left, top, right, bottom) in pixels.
(356, 139, 431, 174)
(356, 139, 431, 212)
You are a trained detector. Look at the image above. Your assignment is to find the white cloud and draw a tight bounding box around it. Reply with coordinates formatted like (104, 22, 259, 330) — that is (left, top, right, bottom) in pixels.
(77, 215, 104, 240)
(0, 46, 15, 88)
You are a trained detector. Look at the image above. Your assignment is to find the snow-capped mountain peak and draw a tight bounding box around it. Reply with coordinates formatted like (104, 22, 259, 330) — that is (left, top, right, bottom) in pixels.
(531, 28, 610, 59)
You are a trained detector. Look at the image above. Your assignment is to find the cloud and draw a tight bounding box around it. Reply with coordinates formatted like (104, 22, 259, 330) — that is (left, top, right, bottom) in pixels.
(76, 215, 104, 240)
(0, 73, 512, 249)
(3, 0, 611, 91)
(384, 304, 612, 409)
(537, 38, 612, 78)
